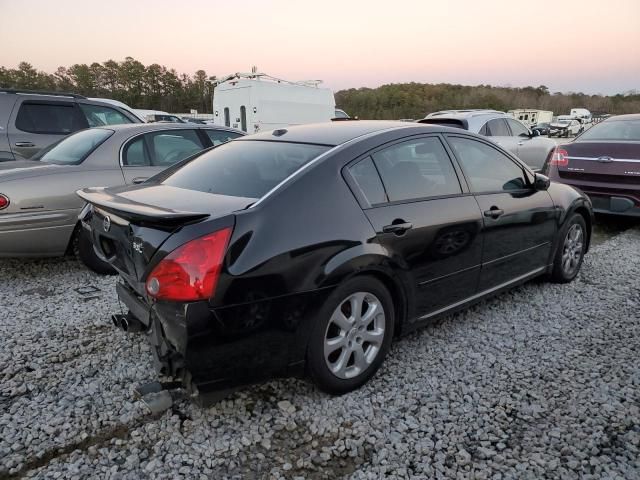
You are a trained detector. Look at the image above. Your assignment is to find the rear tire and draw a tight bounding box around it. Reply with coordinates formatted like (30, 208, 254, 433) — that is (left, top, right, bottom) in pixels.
(550, 213, 586, 283)
(76, 228, 117, 275)
(307, 276, 394, 395)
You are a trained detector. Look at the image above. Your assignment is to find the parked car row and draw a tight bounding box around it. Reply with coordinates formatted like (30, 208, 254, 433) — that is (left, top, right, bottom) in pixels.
(0, 87, 636, 403)
(419, 110, 557, 171)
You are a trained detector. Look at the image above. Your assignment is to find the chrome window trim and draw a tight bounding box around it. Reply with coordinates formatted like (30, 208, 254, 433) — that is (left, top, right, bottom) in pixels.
(118, 127, 236, 168)
(249, 127, 408, 209)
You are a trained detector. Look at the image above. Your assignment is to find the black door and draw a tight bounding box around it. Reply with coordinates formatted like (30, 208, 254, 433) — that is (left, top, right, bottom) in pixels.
(445, 135, 557, 291)
(346, 136, 484, 322)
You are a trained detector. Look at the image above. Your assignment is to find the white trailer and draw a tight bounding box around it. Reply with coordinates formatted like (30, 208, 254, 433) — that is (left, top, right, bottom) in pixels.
(507, 109, 554, 127)
(211, 72, 336, 133)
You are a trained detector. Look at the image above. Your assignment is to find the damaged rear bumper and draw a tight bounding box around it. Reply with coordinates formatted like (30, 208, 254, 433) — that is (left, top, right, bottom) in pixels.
(114, 280, 334, 395)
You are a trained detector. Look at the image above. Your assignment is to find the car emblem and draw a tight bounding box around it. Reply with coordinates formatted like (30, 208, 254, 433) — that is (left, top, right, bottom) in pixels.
(132, 239, 143, 254)
(597, 156, 614, 163)
(103, 215, 111, 232)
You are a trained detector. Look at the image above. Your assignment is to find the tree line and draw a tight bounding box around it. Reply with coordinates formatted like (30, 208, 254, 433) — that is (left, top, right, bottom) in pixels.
(0, 58, 213, 113)
(335, 83, 640, 120)
(1, 59, 639, 118)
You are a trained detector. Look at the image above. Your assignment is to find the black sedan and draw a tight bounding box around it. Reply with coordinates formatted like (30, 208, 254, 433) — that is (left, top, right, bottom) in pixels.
(77, 121, 593, 399)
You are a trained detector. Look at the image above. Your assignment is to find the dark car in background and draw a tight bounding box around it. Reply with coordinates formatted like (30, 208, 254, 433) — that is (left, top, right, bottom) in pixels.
(0, 89, 141, 161)
(78, 121, 592, 401)
(545, 114, 640, 217)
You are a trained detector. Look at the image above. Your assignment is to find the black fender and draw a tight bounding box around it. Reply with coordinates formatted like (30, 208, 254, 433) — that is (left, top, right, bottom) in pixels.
(320, 243, 412, 334)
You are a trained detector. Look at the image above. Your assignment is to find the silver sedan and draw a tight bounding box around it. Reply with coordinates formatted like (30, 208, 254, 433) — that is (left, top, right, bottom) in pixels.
(0, 123, 243, 272)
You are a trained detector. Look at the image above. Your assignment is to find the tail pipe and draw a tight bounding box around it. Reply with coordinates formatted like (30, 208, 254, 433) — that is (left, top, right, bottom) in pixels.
(111, 313, 147, 333)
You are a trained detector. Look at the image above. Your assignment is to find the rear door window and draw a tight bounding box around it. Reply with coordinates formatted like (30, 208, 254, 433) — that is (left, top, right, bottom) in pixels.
(506, 119, 529, 137)
(204, 129, 242, 146)
(371, 137, 462, 202)
(80, 104, 134, 127)
(348, 157, 387, 205)
(485, 119, 510, 136)
(123, 137, 151, 166)
(15, 102, 86, 134)
(147, 130, 204, 166)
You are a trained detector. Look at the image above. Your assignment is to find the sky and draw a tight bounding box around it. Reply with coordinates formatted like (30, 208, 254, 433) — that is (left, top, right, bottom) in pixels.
(0, 0, 639, 95)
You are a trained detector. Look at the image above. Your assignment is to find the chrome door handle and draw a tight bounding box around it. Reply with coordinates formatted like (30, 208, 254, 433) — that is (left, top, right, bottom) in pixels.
(484, 207, 504, 219)
(15, 141, 35, 147)
(382, 222, 413, 234)
(132, 177, 148, 184)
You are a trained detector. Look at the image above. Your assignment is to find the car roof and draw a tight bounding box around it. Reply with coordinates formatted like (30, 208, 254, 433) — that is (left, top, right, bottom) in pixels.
(424, 111, 507, 121)
(101, 123, 243, 134)
(604, 114, 640, 122)
(239, 121, 446, 146)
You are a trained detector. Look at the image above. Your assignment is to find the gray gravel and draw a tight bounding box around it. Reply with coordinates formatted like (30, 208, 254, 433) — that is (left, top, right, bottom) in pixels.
(1, 227, 639, 479)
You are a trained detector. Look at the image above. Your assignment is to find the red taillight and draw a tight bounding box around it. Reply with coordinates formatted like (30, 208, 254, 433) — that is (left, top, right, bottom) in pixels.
(146, 227, 232, 302)
(550, 148, 569, 167)
(0, 194, 9, 210)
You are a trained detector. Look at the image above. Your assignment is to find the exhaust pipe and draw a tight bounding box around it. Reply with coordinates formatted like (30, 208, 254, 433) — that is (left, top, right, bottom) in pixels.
(111, 313, 147, 333)
(122, 315, 146, 333)
(112, 314, 125, 329)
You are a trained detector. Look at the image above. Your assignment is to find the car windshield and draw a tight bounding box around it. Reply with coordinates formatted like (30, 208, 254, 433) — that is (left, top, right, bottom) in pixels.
(578, 119, 640, 141)
(161, 140, 331, 198)
(38, 128, 113, 165)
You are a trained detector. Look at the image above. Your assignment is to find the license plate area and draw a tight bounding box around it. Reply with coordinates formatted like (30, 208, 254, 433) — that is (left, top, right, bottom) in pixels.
(91, 207, 138, 278)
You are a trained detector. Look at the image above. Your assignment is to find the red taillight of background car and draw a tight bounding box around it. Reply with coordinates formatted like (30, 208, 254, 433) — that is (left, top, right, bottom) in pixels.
(0, 194, 9, 210)
(550, 148, 569, 167)
(146, 227, 232, 302)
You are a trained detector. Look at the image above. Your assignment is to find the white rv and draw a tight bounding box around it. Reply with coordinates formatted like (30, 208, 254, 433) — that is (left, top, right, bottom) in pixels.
(507, 109, 553, 128)
(211, 72, 336, 133)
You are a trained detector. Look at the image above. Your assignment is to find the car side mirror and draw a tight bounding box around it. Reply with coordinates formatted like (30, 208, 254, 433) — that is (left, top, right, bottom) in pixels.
(533, 173, 550, 190)
(530, 130, 540, 137)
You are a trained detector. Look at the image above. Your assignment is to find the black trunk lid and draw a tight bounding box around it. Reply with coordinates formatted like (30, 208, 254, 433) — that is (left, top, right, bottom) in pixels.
(77, 184, 256, 289)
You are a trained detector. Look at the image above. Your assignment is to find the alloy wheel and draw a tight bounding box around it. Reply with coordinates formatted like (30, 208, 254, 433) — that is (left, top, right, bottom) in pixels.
(561, 223, 584, 276)
(323, 292, 386, 380)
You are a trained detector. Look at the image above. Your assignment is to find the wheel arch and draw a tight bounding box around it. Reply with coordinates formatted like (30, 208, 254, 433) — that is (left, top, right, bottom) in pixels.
(337, 267, 409, 337)
(572, 205, 592, 252)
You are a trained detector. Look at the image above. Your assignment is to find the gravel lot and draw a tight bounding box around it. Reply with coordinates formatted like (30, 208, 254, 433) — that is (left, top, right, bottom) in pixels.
(1, 227, 639, 480)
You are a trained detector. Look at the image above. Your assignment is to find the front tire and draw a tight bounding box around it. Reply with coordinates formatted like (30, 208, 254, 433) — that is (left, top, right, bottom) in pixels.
(550, 213, 586, 283)
(76, 228, 117, 275)
(307, 276, 394, 395)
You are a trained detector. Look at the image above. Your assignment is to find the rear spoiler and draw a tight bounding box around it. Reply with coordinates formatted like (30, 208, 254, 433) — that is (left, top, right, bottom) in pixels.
(77, 187, 210, 224)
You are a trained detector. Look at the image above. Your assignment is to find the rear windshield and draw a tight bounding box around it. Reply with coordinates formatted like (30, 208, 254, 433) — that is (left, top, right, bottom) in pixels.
(38, 128, 113, 165)
(161, 140, 330, 198)
(578, 119, 640, 141)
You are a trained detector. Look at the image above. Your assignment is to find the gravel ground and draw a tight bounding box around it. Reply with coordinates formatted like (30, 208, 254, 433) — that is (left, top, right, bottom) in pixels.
(1, 227, 639, 480)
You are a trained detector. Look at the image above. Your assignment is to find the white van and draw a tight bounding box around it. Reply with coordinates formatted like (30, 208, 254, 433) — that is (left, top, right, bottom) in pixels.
(212, 72, 336, 133)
